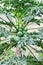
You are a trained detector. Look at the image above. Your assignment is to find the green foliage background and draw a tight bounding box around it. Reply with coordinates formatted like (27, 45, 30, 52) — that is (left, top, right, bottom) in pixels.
(0, 0, 43, 65)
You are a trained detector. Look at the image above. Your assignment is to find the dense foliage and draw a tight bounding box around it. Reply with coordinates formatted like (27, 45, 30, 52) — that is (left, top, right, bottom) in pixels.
(0, 0, 43, 65)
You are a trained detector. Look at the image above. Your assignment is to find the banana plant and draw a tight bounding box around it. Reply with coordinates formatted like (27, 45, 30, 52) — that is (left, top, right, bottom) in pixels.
(0, 13, 43, 65)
